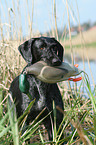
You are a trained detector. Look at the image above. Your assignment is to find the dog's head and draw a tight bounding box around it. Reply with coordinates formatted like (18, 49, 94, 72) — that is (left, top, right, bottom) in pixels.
(18, 37, 64, 66)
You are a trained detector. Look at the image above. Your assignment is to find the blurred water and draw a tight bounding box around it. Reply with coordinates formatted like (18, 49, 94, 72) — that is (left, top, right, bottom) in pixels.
(65, 55, 96, 84)
(64, 55, 96, 96)
(78, 61, 96, 84)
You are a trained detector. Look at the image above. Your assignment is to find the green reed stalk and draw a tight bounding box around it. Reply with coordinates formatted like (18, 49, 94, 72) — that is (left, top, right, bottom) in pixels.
(54, 0, 58, 40)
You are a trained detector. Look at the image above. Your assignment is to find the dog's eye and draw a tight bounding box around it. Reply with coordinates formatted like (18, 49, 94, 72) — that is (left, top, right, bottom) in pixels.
(40, 47, 45, 50)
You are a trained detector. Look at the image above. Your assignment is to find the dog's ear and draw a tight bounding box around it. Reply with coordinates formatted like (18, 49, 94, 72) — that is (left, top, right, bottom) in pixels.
(52, 37, 64, 61)
(18, 38, 35, 63)
(58, 44, 64, 62)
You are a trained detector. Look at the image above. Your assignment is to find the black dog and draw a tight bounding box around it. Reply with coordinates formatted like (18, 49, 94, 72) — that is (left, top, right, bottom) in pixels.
(9, 37, 64, 141)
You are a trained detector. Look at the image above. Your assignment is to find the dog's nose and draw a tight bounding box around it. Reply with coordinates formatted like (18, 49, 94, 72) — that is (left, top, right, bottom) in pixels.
(52, 58, 61, 66)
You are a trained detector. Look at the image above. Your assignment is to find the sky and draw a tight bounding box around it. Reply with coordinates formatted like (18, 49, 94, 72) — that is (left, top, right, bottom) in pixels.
(0, 0, 96, 37)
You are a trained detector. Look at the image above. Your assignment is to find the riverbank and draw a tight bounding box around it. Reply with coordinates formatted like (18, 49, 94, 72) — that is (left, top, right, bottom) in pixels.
(61, 27, 96, 61)
(63, 26, 96, 46)
(65, 47, 96, 61)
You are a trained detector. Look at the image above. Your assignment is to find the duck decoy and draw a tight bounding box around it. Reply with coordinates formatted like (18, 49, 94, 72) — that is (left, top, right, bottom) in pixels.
(24, 61, 82, 83)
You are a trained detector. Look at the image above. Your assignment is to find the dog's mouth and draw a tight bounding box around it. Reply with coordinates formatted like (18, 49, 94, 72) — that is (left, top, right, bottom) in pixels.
(51, 58, 62, 66)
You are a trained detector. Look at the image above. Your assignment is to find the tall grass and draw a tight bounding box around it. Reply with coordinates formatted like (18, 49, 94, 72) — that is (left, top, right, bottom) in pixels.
(0, 0, 96, 144)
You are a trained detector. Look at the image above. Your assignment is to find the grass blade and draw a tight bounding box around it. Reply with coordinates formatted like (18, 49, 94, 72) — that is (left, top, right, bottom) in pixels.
(0, 125, 11, 138)
(8, 93, 19, 145)
(53, 100, 57, 142)
(84, 75, 96, 112)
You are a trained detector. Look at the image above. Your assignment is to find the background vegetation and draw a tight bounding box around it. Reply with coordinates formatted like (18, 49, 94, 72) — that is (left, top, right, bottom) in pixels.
(0, 0, 96, 144)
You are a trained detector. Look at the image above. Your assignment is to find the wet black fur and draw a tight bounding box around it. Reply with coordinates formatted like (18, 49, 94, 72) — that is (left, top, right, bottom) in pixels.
(9, 37, 64, 141)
